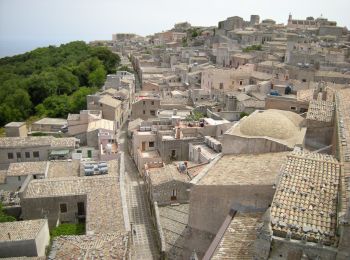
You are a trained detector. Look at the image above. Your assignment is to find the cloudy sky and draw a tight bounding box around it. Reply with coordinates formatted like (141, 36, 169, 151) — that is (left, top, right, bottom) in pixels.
(0, 0, 349, 57)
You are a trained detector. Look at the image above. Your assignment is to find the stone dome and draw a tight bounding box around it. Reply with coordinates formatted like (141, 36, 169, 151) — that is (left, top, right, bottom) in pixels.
(239, 110, 302, 140)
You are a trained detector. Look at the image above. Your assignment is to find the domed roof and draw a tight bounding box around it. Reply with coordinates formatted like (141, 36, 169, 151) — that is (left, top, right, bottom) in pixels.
(239, 110, 302, 140)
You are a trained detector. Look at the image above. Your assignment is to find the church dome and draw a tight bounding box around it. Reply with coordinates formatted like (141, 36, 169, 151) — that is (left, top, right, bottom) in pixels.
(239, 110, 302, 140)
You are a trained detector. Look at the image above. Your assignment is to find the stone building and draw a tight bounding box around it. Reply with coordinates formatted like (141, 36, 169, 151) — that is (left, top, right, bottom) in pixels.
(0, 136, 79, 170)
(264, 151, 340, 259)
(222, 109, 306, 154)
(144, 163, 192, 206)
(305, 99, 335, 149)
(188, 152, 289, 236)
(30, 118, 67, 135)
(67, 110, 102, 140)
(1, 161, 47, 191)
(4, 122, 28, 137)
(131, 96, 161, 120)
(0, 219, 50, 258)
(287, 14, 337, 29)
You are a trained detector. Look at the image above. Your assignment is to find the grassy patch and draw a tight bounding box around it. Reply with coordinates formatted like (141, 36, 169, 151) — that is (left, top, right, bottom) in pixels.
(50, 223, 85, 238)
(243, 44, 262, 52)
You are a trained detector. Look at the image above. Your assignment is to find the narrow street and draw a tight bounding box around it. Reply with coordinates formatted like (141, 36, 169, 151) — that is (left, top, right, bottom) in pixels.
(118, 125, 160, 260)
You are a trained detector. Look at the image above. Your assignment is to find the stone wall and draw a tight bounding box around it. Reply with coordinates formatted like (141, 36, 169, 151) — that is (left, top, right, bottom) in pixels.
(265, 96, 309, 113)
(305, 126, 334, 149)
(222, 135, 291, 154)
(22, 195, 87, 229)
(152, 180, 192, 206)
(269, 237, 337, 260)
(188, 184, 275, 235)
(0, 239, 38, 257)
(0, 146, 50, 170)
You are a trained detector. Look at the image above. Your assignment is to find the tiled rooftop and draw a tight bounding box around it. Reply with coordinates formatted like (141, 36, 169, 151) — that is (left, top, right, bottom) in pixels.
(336, 88, 350, 163)
(7, 161, 47, 176)
(99, 95, 122, 108)
(212, 212, 263, 260)
(271, 151, 340, 246)
(0, 219, 47, 241)
(24, 161, 124, 234)
(47, 160, 80, 178)
(199, 152, 289, 185)
(306, 100, 335, 123)
(335, 88, 350, 225)
(159, 204, 189, 259)
(51, 233, 128, 260)
(148, 164, 191, 185)
(0, 136, 77, 148)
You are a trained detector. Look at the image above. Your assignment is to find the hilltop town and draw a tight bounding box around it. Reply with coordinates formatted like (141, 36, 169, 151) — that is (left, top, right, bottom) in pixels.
(1, 14, 350, 260)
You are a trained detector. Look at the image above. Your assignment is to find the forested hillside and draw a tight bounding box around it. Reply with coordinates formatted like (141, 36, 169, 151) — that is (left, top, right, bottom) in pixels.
(0, 41, 120, 126)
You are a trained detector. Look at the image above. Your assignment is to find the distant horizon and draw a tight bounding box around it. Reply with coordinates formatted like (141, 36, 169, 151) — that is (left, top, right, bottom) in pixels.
(1, 0, 350, 58)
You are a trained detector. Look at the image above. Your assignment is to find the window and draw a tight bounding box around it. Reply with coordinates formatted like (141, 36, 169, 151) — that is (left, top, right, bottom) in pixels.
(150, 110, 156, 116)
(25, 152, 30, 158)
(219, 83, 223, 89)
(151, 101, 154, 105)
(33, 151, 39, 158)
(143, 101, 146, 105)
(302, 79, 307, 83)
(290, 106, 296, 111)
(76, 150, 82, 153)
(143, 110, 146, 115)
(60, 203, 68, 213)
(171, 189, 177, 201)
(149, 141, 154, 148)
(171, 150, 176, 157)
(239, 80, 243, 86)
(8, 153, 13, 159)
(16, 152, 21, 159)
(18, 176, 21, 181)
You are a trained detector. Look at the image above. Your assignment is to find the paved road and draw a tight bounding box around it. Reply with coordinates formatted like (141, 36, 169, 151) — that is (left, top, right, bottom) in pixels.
(118, 126, 159, 259)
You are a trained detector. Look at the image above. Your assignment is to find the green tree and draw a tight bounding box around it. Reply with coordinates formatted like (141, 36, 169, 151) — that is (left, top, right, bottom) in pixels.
(185, 111, 204, 121)
(240, 112, 249, 118)
(55, 67, 79, 95)
(36, 95, 71, 118)
(90, 47, 120, 73)
(0, 202, 16, 222)
(88, 65, 106, 88)
(69, 87, 98, 113)
(0, 41, 118, 126)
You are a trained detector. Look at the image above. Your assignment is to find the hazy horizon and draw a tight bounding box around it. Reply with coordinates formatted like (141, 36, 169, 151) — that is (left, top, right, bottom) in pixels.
(1, 0, 350, 58)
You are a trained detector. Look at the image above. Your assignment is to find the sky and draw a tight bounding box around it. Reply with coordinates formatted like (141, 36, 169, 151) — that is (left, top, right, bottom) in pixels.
(0, 0, 350, 57)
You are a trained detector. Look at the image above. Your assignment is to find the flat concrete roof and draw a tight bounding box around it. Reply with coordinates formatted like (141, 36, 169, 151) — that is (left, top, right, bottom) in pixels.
(33, 118, 67, 125)
(4, 122, 26, 128)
